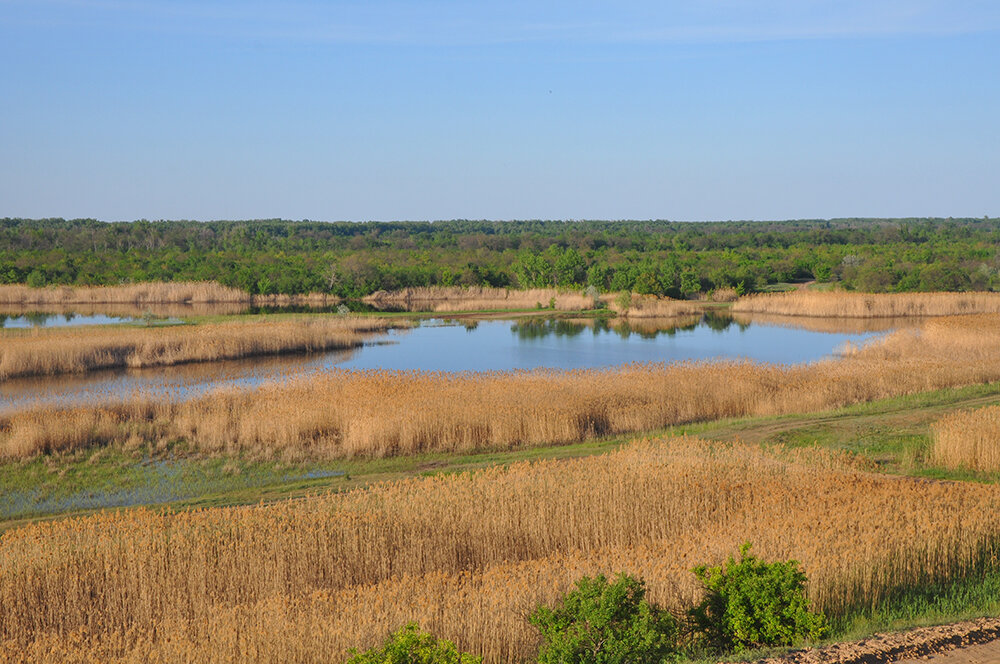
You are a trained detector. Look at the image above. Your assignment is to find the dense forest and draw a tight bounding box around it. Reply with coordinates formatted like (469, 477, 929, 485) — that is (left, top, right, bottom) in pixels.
(2, 217, 998, 297)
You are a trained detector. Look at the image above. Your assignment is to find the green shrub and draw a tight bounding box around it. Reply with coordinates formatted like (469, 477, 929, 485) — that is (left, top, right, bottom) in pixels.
(345, 623, 482, 664)
(529, 573, 679, 664)
(688, 543, 827, 653)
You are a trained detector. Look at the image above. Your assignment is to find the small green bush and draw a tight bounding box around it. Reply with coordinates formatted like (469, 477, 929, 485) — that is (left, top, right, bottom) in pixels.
(688, 543, 828, 653)
(345, 623, 482, 664)
(529, 573, 679, 664)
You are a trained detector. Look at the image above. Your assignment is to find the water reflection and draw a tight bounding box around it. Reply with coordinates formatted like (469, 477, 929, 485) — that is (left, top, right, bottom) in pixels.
(0, 349, 356, 415)
(0, 312, 893, 416)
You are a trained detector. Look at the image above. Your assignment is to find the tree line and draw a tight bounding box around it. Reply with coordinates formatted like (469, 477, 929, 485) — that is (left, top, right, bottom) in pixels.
(2, 217, 998, 296)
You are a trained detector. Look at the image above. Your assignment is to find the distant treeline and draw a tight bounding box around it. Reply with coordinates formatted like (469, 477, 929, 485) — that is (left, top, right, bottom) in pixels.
(2, 217, 999, 297)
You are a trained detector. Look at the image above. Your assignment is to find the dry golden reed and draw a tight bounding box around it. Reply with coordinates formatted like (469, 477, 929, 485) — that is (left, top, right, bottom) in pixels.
(732, 291, 1000, 318)
(4, 314, 999, 461)
(363, 286, 599, 312)
(2, 437, 999, 663)
(608, 293, 703, 318)
(932, 405, 1000, 472)
(0, 282, 340, 311)
(731, 312, 916, 335)
(0, 317, 398, 381)
(0, 282, 249, 305)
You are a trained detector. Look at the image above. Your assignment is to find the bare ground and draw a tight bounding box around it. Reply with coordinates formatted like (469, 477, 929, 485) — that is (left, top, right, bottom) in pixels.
(743, 618, 1000, 664)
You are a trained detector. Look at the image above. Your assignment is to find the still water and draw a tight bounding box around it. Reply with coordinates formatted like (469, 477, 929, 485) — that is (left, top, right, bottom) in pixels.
(0, 312, 141, 328)
(0, 314, 887, 415)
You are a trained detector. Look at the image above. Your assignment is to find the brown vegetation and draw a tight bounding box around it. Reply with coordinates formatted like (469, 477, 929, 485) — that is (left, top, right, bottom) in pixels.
(732, 291, 1000, 318)
(0, 282, 249, 305)
(362, 286, 704, 318)
(731, 312, 918, 335)
(608, 293, 704, 318)
(931, 405, 1000, 473)
(0, 282, 339, 311)
(3, 315, 1000, 461)
(2, 437, 999, 663)
(363, 286, 598, 312)
(0, 317, 398, 381)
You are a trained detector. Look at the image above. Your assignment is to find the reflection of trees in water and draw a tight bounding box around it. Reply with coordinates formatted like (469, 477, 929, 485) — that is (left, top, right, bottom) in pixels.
(510, 315, 743, 341)
(23, 312, 57, 327)
(702, 310, 750, 332)
(511, 319, 590, 340)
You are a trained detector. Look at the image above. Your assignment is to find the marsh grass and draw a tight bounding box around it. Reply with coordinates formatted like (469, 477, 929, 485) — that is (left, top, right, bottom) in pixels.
(732, 291, 1000, 318)
(4, 314, 1000, 461)
(931, 405, 1000, 473)
(2, 437, 1000, 663)
(0, 317, 398, 380)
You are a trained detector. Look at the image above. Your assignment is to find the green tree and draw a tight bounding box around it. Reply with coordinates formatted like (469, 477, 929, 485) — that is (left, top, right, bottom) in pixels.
(345, 623, 481, 664)
(530, 573, 679, 664)
(688, 543, 827, 654)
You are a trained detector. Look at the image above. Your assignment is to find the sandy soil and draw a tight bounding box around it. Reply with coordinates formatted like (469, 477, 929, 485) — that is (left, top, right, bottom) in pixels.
(743, 618, 1000, 664)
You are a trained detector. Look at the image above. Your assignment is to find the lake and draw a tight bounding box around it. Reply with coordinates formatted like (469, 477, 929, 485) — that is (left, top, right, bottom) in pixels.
(0, 314, 891, 415)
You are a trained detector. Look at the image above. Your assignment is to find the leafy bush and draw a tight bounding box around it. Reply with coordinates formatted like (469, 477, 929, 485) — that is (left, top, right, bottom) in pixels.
(345, 623, 482, 664)
(688, 543, 827, 653)
(529, 573, 679, 664)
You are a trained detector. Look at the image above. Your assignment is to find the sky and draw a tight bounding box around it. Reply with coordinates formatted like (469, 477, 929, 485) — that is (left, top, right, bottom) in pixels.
(1, 0, 998, 221)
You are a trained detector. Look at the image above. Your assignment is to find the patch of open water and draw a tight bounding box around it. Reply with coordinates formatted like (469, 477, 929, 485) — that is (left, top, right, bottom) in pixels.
(0, 314, 890, 416)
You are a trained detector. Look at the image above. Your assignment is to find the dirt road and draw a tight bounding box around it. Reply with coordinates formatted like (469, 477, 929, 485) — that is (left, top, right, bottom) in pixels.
(745, 618, 1000, 664)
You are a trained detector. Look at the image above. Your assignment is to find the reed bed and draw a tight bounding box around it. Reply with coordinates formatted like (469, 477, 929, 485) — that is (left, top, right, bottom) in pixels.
(732, 291, 1000, 318)
(0, 301, 249, 319)
(730, 312, 918, 335)
(363, 286, 599, 312)
(2, 437, 999, 663)
(3, 315, 1000, 461)
(362, 286, 703, 317)
(608, 293, 704, 318)
(610, 315, 703, 335)
(0, 283, 339, 311)
(0, 317, 398, 381)
(932, 405, 1000, 472)
(0, 282, 249, 305)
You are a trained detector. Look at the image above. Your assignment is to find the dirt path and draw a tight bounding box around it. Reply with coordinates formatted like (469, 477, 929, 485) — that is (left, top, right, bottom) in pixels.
(745, 618, 1000, 664)
(698, 392, 1000, 446)
(896, 640, 1000, 663)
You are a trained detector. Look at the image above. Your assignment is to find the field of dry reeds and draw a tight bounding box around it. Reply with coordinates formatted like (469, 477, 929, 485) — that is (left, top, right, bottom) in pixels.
(0, 282, 339, 310)
(2, 437, 999, 663)
(608, 293, 704, 318)
(0, 282, 249, 305)
(932, 405, 1000, 473)
(3, 314, 999, 461)
(363, 286, 599, 312)
(732, 291, 1000, 318)
(363, 286, 704, 318)
(0, 317, 398, 381)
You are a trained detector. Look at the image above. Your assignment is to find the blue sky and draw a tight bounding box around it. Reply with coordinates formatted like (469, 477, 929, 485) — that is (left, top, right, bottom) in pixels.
(1, 0, 998, 221)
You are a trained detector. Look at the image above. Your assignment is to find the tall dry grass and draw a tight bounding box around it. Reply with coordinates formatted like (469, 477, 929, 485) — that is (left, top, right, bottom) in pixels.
(0, 317, 398, 381)
(3, 315, 1000, 461)
(932, 405, 1000, 473)
(0, 283, 340, 311)
(363, 286, 598, 312)
(0, 282, 248, 305)
(365, 286, 705, 317)
(0, 301, 249, 319)
(608, 293, 704, 318)
(2, 437, 999, 663)
(731, 312, 918, 335)
(732, 291, 1000, 318)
